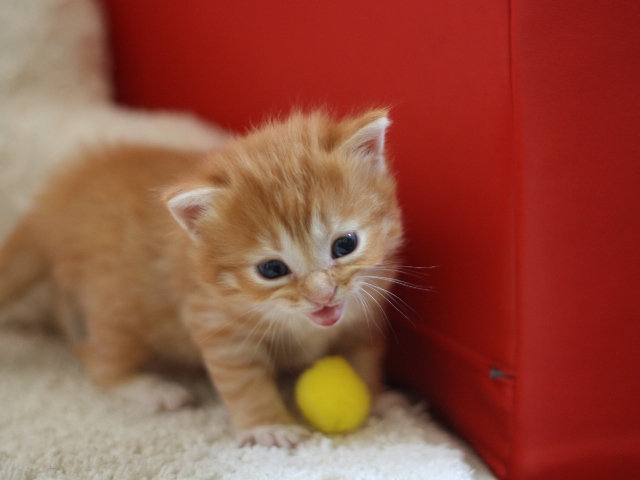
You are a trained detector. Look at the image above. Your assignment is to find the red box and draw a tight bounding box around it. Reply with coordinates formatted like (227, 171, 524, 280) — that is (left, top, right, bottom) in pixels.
(102, 1, 640, 478)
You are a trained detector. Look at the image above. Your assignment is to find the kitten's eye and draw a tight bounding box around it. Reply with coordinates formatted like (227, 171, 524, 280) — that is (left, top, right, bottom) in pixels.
(332, 233, 358, 258)
(257, 260, 290, 279)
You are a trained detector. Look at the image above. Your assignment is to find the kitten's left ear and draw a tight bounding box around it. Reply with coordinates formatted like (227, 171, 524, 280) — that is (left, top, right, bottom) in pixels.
(165, 187, 218, 242)
(340, 111, 391, 172)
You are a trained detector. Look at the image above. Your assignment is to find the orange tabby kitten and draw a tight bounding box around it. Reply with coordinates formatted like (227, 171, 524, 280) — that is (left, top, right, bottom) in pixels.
(0, 109, 403, 447)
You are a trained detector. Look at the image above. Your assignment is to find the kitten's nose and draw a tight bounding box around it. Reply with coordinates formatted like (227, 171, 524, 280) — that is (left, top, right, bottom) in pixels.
(303, 271, 336, 306)
(306, 289, 336, 307)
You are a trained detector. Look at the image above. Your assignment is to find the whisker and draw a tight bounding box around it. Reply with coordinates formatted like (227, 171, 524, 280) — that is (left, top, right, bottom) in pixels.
(380, 264, 439, 271)
(265, 310, 293, 366)
(353, 291, 377, 341)
(362, 281, 421, 325)
(373, 267, 430, 281)
(362, 275, 433, 291)
(357, 291, 375, 326)
(362, 280, 418, 312)
(361, 282, 411, 321)
(197, 307, 258, 344)
(265, 315, 280, 359)
(275, 315, 291, 363)
(374, 264, 438, 288)
(377, 264, 438, 273)
(285, 319, 293, 361)
(358, 288, 391, 339)
(230, 305, 283, 357)
(365, 288, 399, 344)
(358, 292, 378, 340)
(255, 313, 277, 354)
(287, 316, 306, 352)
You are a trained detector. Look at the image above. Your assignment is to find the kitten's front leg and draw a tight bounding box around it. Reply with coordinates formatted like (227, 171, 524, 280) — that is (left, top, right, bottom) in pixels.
(204, 355, 309, 447)
(344, 341, 410, 416)
(187, 305, 308, 446)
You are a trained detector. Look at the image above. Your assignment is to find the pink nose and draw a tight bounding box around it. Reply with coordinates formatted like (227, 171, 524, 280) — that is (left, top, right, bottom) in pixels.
(306, 289, 336, 306)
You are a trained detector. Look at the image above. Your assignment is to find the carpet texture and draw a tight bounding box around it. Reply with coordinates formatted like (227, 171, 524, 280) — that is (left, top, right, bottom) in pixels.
(0, 328, 495, 480)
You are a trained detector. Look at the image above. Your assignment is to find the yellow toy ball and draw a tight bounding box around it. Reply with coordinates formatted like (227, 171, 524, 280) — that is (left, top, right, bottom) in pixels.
(295, 356, 371, 434)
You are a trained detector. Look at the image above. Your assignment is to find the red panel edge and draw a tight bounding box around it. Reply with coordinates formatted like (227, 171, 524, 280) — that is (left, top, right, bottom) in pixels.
(507, 0, 521, 478)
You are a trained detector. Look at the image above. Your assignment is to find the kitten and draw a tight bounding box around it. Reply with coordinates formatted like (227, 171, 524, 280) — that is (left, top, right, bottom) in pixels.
(0, 109, 404, 447)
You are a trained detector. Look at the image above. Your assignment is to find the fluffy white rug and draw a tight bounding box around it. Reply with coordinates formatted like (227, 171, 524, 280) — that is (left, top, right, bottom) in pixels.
(0, 328, 495, 480)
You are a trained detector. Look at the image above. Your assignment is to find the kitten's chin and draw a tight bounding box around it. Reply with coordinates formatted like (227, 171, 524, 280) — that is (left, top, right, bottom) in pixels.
(306, 302, 345, 327)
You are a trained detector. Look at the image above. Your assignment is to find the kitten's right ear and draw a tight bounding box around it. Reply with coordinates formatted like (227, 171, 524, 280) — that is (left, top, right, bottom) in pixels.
(338, 109, 391, 173)
(166, 187, 217, 241)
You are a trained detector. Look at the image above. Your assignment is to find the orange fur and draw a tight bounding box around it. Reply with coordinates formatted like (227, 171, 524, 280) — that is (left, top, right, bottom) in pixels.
(0, 110, 403, 446)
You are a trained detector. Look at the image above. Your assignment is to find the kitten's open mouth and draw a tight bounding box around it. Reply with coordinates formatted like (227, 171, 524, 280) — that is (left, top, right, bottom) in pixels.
(307, 302, 345, 327)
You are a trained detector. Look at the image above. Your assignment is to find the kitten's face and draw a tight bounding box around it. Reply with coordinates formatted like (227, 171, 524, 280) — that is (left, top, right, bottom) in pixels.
(167, 110, 403, 326)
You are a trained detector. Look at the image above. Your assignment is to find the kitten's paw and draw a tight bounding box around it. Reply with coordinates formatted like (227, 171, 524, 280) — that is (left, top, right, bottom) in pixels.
(112, 374, 195, 411)
(237, 424, 310, 448)
(372, 390, 411, 417)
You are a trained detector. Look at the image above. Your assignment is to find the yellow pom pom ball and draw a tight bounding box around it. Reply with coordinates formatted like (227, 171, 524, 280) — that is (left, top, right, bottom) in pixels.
(295, 356, 371, 434)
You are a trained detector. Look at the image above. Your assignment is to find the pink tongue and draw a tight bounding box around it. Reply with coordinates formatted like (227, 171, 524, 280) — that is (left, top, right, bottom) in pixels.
(308, 304, 344, 327)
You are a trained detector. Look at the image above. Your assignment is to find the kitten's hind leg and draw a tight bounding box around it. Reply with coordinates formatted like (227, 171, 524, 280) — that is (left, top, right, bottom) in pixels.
(110, 373, 195, 411)
(75, 323, 193, 411)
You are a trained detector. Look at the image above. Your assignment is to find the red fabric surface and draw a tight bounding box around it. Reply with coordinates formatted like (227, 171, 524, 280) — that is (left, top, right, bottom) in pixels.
(510, 1, 640, 478)
(101, 1, 640, 478)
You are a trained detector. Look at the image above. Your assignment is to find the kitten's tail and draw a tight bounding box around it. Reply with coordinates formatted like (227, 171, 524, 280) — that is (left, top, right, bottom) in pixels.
(0, 218, 48, 311)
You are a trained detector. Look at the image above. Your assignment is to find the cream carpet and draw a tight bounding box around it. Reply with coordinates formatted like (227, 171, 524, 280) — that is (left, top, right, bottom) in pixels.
(0, 328, 495, 480)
